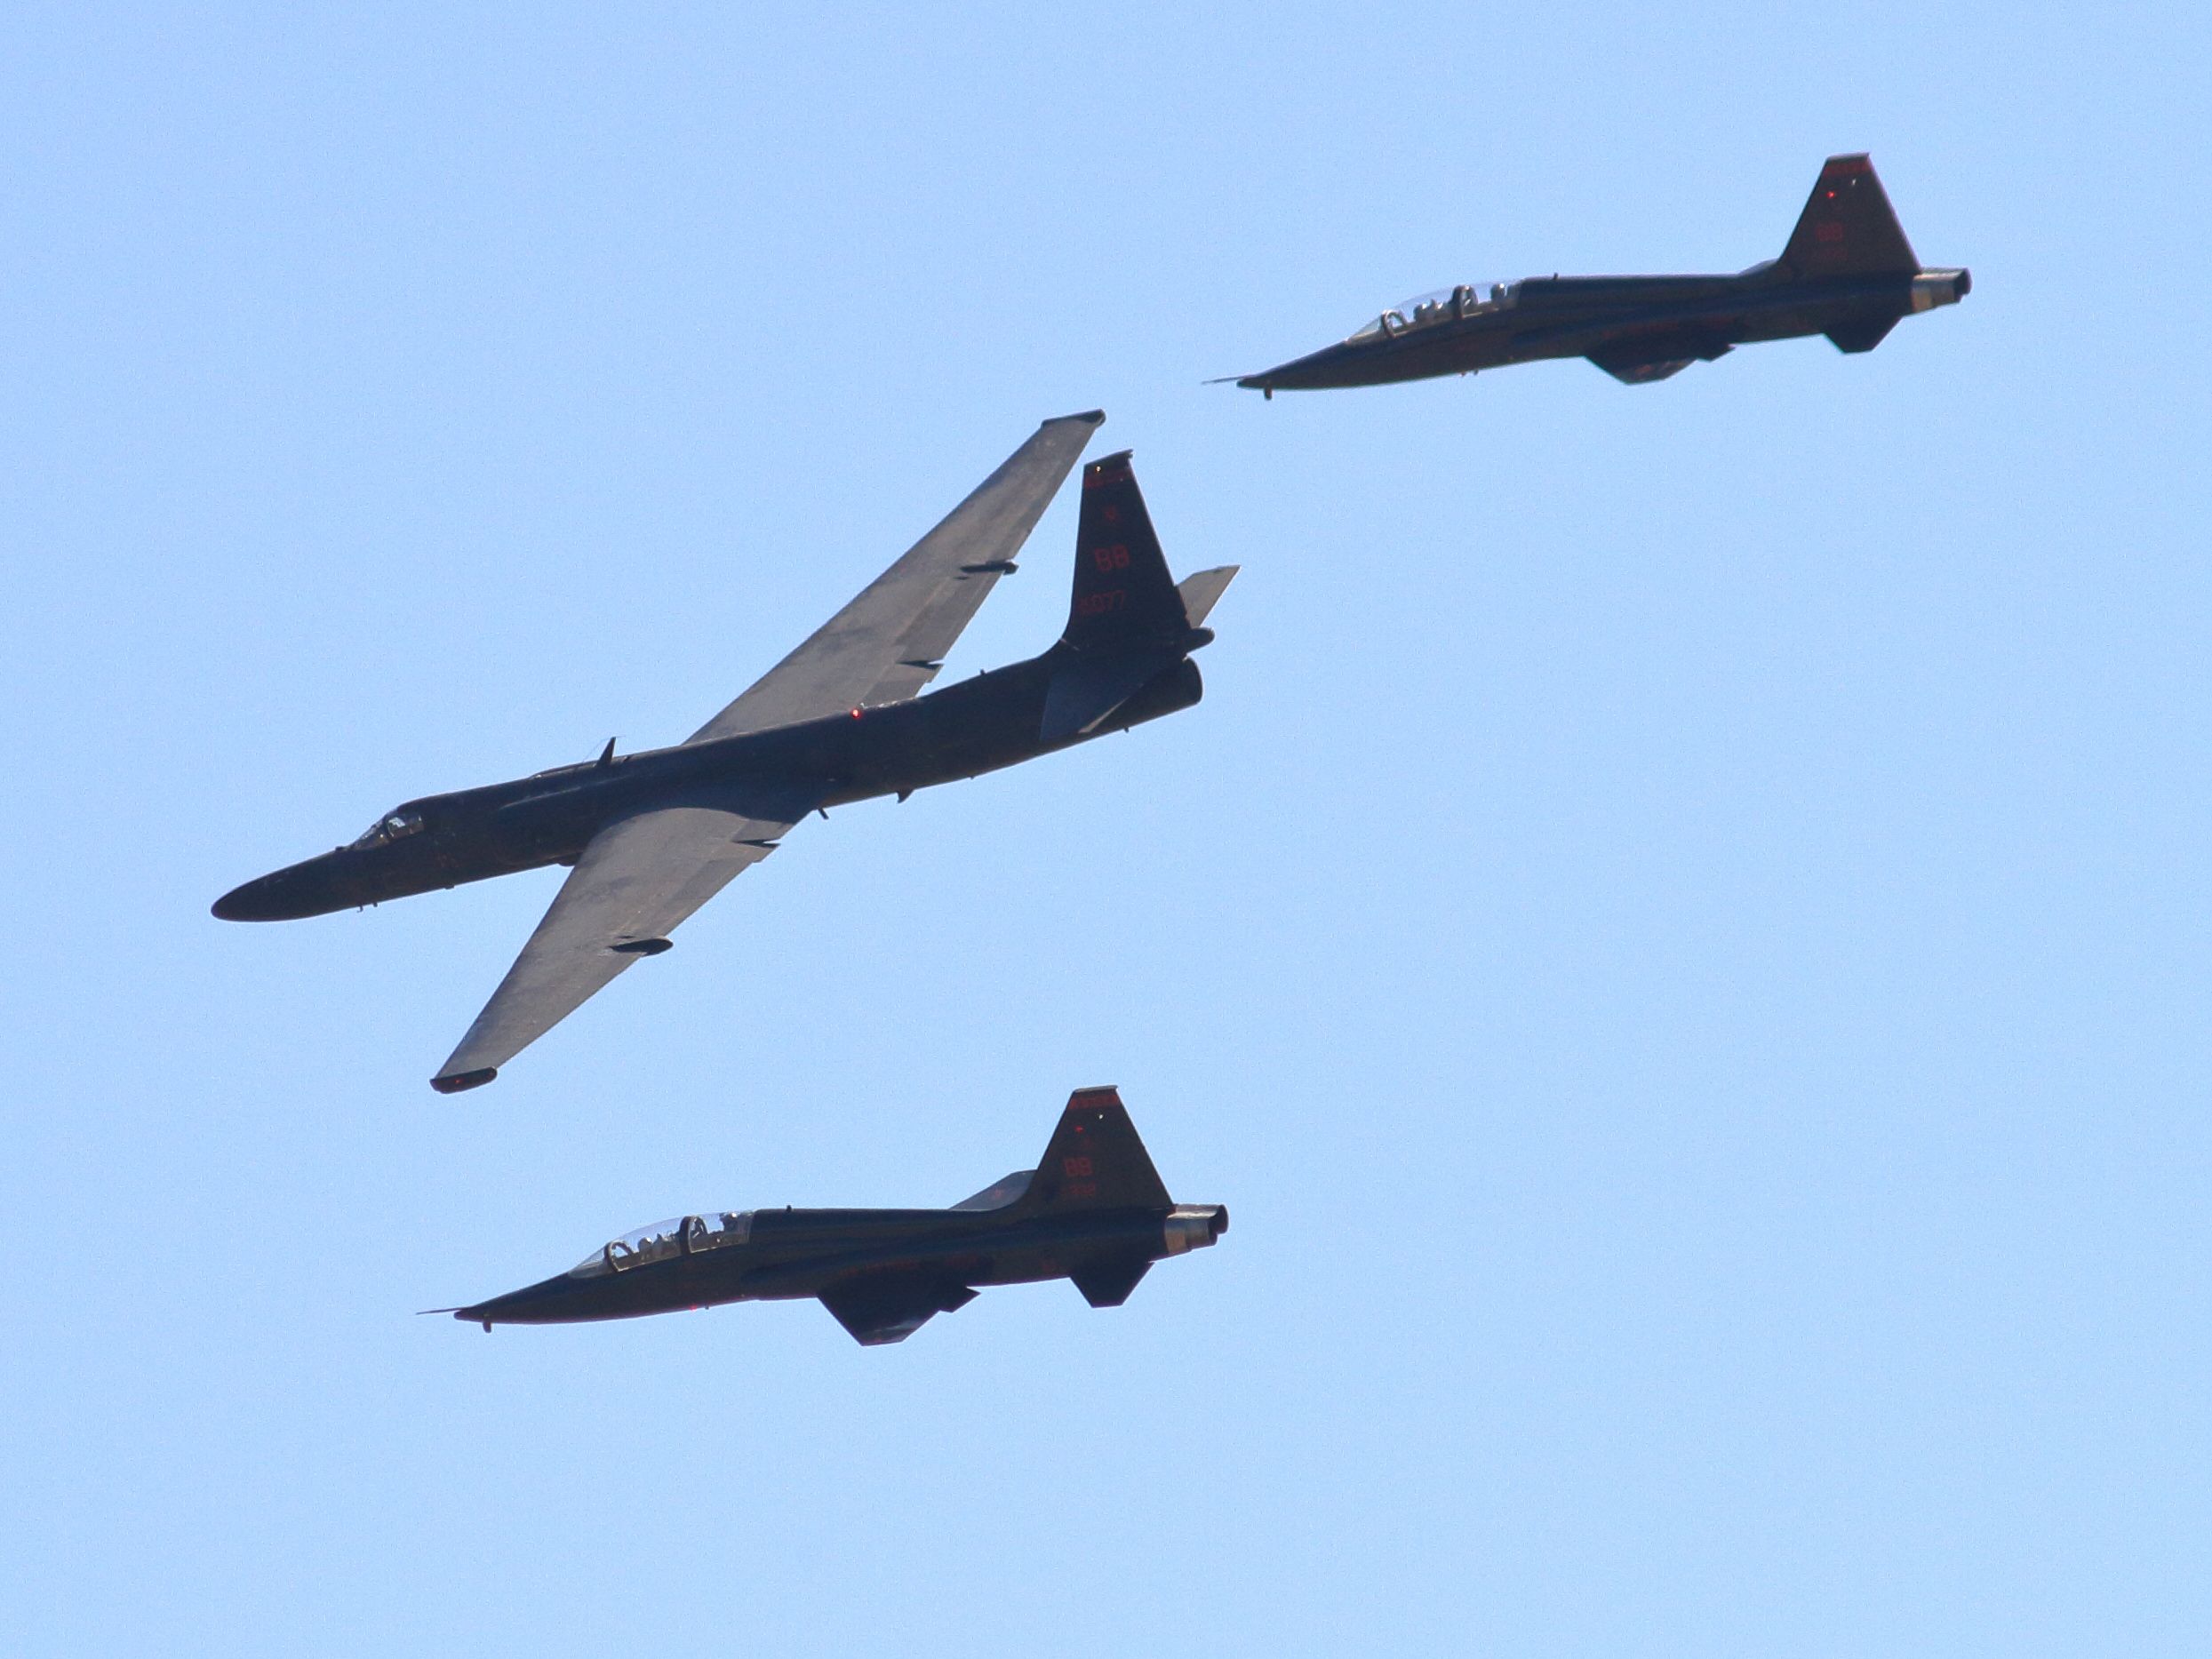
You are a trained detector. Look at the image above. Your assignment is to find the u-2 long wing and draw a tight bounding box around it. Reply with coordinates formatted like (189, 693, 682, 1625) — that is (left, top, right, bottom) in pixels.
(431, 790, 817, 1091)
(686, 410, 1105, 743)
(429, 414, 1104, 1091)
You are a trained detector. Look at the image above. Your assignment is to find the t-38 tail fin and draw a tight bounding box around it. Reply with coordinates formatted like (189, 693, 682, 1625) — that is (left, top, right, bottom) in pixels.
(1779, 153, 1919, 278)
(1020, 1086, 1172, 1213)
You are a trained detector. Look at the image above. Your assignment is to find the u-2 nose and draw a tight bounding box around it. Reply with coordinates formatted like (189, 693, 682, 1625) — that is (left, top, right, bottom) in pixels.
(212, 874, 283, 921)
(211, 859, 347, 921)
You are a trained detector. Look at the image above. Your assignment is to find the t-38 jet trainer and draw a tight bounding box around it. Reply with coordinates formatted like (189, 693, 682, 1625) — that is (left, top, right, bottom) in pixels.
(214, 413, 1235, 1092)
(440, 1086, 1226, 1344)
(1229, 154, 1968, 394)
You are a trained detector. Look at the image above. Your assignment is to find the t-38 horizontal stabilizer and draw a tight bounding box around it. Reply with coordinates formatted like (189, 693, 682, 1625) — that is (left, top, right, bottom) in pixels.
(1825, 315, 1901, 354)
(1071, 1258, 1153, 1307)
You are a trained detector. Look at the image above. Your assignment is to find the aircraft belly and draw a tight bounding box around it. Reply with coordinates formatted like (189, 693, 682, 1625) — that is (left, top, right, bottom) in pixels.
(215, 832, 568, 920)
(473, 1255, 758, 1324)
(475, 816, 595, 877)
(842, 679, 1058, 798)
(408, 843, 560, 897)
(966, 1248, 1079, 1288)
(1088, 656, 1202, 738)
(1504, 331, 1593, 367)
(1353, 332, 1494, 385)
(1745, 299, 1902, 345)
(1735, 302, 1862, 343)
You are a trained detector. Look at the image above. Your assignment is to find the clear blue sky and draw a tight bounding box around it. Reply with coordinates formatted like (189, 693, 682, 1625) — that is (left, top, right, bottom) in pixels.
(4, 4, 2208, 1655)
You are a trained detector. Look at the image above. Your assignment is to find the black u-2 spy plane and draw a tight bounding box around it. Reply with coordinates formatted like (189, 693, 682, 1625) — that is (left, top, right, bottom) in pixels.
(214, 414, 1235, 1093)
(442, 1087, 1226, 1344)
(1230, 154, 1968, 394)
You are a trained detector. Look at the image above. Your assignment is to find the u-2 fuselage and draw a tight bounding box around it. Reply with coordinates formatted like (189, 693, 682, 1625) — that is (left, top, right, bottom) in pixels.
(214, 643, 1203, 923)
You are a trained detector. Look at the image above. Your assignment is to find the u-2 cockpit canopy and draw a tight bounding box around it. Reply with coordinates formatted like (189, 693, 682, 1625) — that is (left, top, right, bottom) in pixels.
(571, 1210, 755, 1276)
(1347, 281, 1516, 342)
(351, 808, 426, 849)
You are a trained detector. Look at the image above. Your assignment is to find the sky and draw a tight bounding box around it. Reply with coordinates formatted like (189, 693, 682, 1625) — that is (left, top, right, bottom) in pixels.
(4, 4, 2208, 1655)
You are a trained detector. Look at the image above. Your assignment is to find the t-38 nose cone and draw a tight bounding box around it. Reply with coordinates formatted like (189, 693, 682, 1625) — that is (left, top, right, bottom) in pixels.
(452, 1273, 590, 1328)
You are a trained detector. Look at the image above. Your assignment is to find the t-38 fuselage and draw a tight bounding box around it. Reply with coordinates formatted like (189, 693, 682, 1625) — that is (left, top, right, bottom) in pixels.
(1233, 154, 1968, 394)
(444, 1087, 1226, 1345)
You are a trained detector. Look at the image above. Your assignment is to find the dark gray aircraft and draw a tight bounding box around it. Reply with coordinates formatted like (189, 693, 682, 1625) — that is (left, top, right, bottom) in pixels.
(440, 1086, 1226, 1344)
(213, 414, 1235, 1092)
(1230, 154, 1968, 394)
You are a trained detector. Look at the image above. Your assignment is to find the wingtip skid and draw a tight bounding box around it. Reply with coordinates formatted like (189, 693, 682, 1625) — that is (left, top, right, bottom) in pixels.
(430, 1067, 498, 1094)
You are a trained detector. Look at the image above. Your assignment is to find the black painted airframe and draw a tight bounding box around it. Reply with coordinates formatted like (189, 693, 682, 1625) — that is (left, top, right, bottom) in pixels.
(1232, 154, 1968, 394)
(214, 415, 1236, 1092)
(442, 1087, 1226, 1344)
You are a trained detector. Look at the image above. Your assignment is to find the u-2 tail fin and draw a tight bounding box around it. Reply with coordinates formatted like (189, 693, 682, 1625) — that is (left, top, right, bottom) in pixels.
(1063, 453, 1193, 652)
(1019, 1086, 1172, 1213)
(1779, 154, 1919, 278)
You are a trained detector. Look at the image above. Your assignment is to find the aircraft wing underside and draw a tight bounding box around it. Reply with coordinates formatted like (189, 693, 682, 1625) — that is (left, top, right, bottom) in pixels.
(1512, 307, 1739, 373)
(684, 411, 1105, 744)
(817, 1272, 981, 1345)
(433, 792, 816, 1089)
(1584, 330, 1736, 384)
